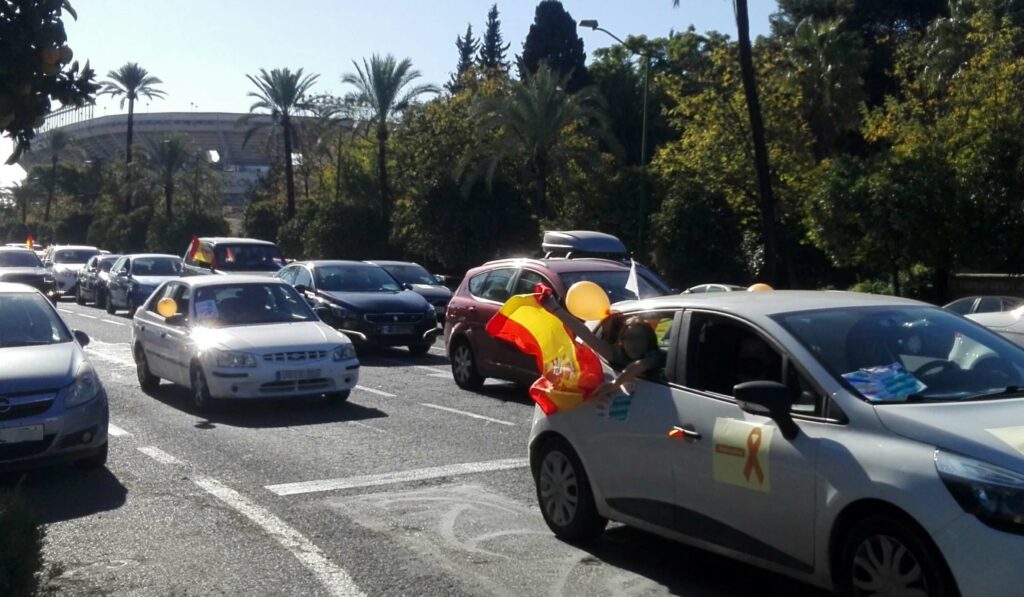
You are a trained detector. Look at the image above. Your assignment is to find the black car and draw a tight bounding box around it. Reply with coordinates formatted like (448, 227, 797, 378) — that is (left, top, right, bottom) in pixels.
(0, 247, 54, 300)
(181, 237, 286, 277)
(276, 261, 440, 354)
(367, 260, 452, 322)
(76, 254, 122, 308)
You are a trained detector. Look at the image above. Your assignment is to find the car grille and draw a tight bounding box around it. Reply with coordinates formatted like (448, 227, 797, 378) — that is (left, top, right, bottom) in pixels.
(364, 313, 424, 324)
(0, 435, 55, 461)
(262, 350, 327, 363)
(259, 379, 331, 393)
(0, 392, 56, 422)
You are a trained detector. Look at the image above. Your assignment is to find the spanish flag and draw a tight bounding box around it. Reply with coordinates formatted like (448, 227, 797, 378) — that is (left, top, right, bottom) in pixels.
(25, 234, 33, 249)
(485, 286, 604, 415)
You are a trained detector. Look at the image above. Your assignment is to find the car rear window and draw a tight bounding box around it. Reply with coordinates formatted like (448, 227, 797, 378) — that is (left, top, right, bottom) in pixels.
(53, 249, 100, 264)
(0, 251, 42, 268)
(559, 270, 664, 303)
(214, 244, 285, 272)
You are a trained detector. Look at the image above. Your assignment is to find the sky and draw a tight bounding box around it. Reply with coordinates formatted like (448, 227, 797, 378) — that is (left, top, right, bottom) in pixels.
(0, 0, 780, 186)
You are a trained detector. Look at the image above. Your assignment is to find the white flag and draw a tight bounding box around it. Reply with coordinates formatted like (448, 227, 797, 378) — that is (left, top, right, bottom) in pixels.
(625, 258, 640, 299)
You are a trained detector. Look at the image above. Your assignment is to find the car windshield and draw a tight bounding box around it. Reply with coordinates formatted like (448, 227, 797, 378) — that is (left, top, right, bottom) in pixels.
(382, 264, 439, 286)
(192, 283, 316, 327)
(315, 265, 402, 292)
(132, 257, 181, 276)
(0, 251, 42, 268)
(54, 249, 100, 264)
(0, 293, 72, 347)
(774, 305, 1024, 403)
(214, 244, 285, 272)
(559, 270, 665, 303)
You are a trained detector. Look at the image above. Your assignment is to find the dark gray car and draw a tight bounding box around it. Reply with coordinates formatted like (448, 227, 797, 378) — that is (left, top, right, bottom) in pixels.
(368, 260, 452, 322)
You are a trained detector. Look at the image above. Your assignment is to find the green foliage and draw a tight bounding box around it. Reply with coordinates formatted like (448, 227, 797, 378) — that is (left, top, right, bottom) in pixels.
(242, 199, 283, 243)
(0, 486, 45, 597)
(447, 24, 479, 94)
(146, 211, 229, 254)
(476, 4, 511, 75)
(519, 1, 592, 92)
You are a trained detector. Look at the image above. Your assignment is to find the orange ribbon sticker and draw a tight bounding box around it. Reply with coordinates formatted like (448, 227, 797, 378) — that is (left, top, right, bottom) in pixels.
(743, 427, 764, 484)
(712, 418, 773, 492)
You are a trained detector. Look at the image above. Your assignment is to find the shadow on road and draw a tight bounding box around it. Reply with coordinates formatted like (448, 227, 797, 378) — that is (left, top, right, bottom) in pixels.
(358, 345, 450, 367)
(142, 383, 389, 429)
(0, 466, 128, 525)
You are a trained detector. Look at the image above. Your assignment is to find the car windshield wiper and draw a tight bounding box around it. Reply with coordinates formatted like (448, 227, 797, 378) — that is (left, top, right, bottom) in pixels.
(962, 386, 1024, 402)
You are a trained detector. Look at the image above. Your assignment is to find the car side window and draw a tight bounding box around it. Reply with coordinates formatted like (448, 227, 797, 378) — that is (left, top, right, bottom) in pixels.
(474, 268, 516, 303)
(277, 266, 297, 285)
(977, 297, 1002, 313)
(605, 311, 675, 382)
(294, 267, 313, 289)
(111, 256, 128, 274)
(513, 269, 549, 295)
(172, 284, 191, 318)
(147, 283, 177, 315)
(946, 298, 973, 315)
(467, 273, 487, 296)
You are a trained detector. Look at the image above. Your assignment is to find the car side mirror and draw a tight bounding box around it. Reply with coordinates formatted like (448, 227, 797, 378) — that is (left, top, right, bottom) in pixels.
(165, 314, 187, 327)
(733, 381, 800, 440)
(73, 329, 90, 347)
(295, 284, 309, 294)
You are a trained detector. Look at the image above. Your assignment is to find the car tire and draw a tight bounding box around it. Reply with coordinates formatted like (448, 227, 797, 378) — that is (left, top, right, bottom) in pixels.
(76, 441, 108, 469)
(450, 339, 484, 391)
(105, 293, 116, 314)
(836, 514, 958, 597)
(326, 390, 351, 403)
(134, 344, 160, 392)
(533, 437, 607, 543)
(407, 342, 432, 356)
(96, 288, 106, 310)
(126, 295, 135, 318)
(190, 365, 216, 413)
(75, 285, 85, 305)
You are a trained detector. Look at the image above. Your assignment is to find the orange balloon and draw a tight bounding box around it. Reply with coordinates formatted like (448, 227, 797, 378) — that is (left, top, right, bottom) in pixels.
(157, 297, 178, 318)
(565, 281, 611, 321)
(747, 283, 774, 292)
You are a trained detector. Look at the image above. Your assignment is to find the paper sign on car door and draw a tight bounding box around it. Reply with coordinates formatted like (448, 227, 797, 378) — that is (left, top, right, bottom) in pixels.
(712, 418, 773, 493)
(987, 426, 1024, 457)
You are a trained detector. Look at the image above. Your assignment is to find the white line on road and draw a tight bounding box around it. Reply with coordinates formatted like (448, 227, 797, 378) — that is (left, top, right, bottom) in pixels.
(427, 373, 454, 380)
(349, 421, 386, 434)
(85, 345, 136, 368)
(414, 365, 449, 375)
(137, 446, 183, 465)
(419, 403, 516, 426)
(57, 308, 73, 314)
(76, 313, 98, 319)
(354, 385, 396, 398)
(265, 457, 530, 497)
(101, 319, 127, 327)
(195, 476, 366, 597)
(107, 423, 131, 437)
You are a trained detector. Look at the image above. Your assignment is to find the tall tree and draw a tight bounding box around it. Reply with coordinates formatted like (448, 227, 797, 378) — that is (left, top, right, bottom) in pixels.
(239, 67, 319, 220)
(43, 130, 73, 222)
(99, 62, 165, 167)
(342, 54, 439, 239)
(477, 4, 511, 75)
(519, 0, 593, 92)
(447, 24, 479, 93)
(150, 134, 193, 218)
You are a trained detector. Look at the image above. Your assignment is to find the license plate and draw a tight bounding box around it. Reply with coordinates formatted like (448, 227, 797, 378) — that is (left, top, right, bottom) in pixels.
(0, 425, 44, 444)
(278, 369, 321, 381)
(380, 325, 414, 335)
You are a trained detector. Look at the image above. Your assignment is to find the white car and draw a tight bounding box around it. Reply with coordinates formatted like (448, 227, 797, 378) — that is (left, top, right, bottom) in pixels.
(529, 291, 1024, 596)
(44, 245, 101, 298)
(131, 276, 359, 411)
(967, 304, 1024, 348)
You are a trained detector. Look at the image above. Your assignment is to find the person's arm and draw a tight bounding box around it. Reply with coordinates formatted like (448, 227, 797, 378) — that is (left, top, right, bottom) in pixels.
(593, 354, 662, 399)
(538, 292, 616, 363)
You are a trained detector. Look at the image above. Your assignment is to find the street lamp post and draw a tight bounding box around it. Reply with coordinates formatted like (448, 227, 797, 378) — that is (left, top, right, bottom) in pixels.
(579, 19, 652, 255)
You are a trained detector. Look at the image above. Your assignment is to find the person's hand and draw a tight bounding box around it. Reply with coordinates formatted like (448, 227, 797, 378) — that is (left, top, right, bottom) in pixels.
(539, 292, 560, 313)
(591, 381, 618, 401)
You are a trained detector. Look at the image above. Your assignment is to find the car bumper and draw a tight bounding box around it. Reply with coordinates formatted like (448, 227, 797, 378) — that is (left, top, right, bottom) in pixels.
(932, 513, 1024, 596)
(52, 273, 79, 293)
(0, 388, 109, 472)
(204, 358, 361, 399)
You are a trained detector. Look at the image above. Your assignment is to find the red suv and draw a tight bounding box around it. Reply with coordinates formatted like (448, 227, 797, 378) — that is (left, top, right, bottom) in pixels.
(444, 250, 671, 390)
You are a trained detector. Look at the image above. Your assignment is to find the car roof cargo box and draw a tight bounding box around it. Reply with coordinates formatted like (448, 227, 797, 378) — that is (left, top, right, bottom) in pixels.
(542, 231, 627, 259)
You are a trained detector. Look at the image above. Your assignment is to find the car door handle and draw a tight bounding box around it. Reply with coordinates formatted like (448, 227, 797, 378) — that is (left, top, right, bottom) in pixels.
(668, 425, 702, 441)
(160, 332, 168, 339)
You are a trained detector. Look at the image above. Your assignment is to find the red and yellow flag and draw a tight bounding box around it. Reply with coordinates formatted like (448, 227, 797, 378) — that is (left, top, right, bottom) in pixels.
(25, 234, 33, 249)
(485, 286, 604, 415)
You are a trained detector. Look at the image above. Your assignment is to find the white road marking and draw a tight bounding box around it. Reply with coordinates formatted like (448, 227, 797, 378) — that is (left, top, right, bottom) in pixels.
(349, 421, 386, 434)
(85, 343, 136, 369)
(427, 373, 454, 380)
(195, 476, 366, 597)
(57, 308, 73, 314)
(137, 446, 183, 465)
(354, 385, 396, 398)
(428, 346, 446, 356)
(419, 403, 516, 426)
(414, 365, 449, 375)
(265, 457, 530, 497)
(107, 423, 131, 437)
(101, 319, 127, 327)
(76, 313, 98, 320)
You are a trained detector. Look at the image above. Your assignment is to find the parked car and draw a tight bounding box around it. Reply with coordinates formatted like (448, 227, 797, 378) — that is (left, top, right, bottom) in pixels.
(967, 303, 1024, 346)
(683, 283, 746, 294)
(76, 254, 122, 308)
(445, 234, 671, 390)
(105, 254, 182, 315)
(43, 245, 101, 299)
(367, 260, 452, 321)
(530, 290, 1024, 596)
(181, 237, 285, 277)
(0, 247, 54, 300)
(944, 295, 1022, 316)
(277, 261, 439, 355)
(0, 282, 108, 471)
(131, 276, 359, 411)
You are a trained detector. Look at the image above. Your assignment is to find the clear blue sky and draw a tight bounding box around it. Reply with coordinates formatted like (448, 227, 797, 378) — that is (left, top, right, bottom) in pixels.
(1, 0, 779, 185)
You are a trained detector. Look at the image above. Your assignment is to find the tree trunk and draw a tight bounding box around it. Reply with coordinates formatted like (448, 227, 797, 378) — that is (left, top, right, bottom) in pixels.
(377, 121, 391, 233)
(335, 132, 344, 202)
(165, 175, 174, 219)
(735, 0, 781, 286)
(45, 155, 57, 222)
(124, 97, 136, 212)
(282, 117, 297, 220)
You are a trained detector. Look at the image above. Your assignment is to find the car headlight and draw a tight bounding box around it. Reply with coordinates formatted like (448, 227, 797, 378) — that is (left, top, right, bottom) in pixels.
(333, 344, 356, 361)
(936, 450, 1024, 534)
(214, 350, 258, 368)
(329, 303, 350, 318)
(66, 362, 101, 407)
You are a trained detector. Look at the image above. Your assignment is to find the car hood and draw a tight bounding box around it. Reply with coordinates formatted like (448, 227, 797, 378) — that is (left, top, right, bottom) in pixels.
(132, 275, 177, 287)
(193, 321, 348, 352)
(875, 400, 1024, 473)
(0, 267, 47, 278)
(0, 342, 79, 393)
(319, 290, 429, 312)
(408, 284, 452, 301)
(214, 270, 280, 277)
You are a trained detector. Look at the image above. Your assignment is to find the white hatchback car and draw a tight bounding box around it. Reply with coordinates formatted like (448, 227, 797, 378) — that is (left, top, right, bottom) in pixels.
(529, 291, 1024, 597)
(131, 276, 359, 411)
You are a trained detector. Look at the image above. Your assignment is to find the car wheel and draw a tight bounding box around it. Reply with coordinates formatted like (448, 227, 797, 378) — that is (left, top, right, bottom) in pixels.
(105, 292, 116, 314)
(76, 441, 108, 469)
(450, 339, 484, 391)
(534, 437, 607, 543)
(837, 514, 958, 597)
(96, 288, 106, 309)
(75, 285, 85, 305)
(190, 365, 215, 413)
(126, 296, 136, 317)
(407, 342, 432, 356)
(326, 390, 351, 403)
(134, 344, 160, 392)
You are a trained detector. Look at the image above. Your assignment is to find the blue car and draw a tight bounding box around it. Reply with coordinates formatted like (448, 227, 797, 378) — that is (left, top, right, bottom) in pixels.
(0, 283, 108, 471)
(106, 254, 182, 315)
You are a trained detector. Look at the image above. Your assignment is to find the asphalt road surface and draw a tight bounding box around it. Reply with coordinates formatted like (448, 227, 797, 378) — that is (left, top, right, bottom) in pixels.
(3, 300, 830, 597)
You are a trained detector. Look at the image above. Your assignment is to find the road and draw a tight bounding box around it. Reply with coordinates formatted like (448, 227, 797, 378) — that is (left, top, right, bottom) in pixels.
(5, 300, 829, 597)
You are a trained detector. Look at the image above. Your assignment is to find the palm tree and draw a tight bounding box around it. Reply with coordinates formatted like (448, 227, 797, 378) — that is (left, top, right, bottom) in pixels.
(467, 62, 615, 219)
(99, 63, 166, 166)
(342, 54, 439, 233)
(150, 135, 193, 218)
(239, 67, 318, 219)
(43, 130, 74, 222)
